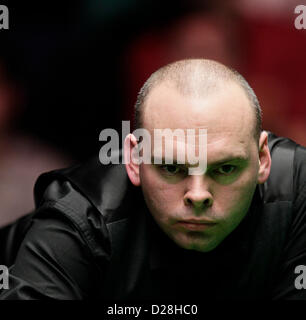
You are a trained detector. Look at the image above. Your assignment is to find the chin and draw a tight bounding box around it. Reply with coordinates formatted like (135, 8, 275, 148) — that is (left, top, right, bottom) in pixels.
(191, 244, 218, 253)
(174, 235, 220, 253)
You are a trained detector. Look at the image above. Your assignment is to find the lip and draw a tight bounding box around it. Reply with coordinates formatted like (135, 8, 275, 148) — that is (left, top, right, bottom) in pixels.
(177, 220, 217, 231)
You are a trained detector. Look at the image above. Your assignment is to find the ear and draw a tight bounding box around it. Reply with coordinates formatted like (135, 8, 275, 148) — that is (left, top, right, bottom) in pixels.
(257, 131, 272, 184)
(124, 133, 141, 186)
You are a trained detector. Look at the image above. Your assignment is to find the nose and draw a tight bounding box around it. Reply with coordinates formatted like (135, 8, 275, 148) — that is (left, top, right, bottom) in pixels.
(184, 176, 213, 210)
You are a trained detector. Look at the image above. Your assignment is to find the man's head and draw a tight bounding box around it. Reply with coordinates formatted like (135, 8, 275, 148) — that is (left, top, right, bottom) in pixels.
(125, 59, 271, 252)
(134, 59, 262, 141)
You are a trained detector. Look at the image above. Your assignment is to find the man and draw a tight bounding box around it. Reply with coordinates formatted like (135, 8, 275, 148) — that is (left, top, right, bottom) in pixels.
(1, 59, 306, 300)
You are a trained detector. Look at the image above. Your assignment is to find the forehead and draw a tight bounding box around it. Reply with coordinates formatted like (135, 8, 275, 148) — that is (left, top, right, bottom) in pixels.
(143, 81, 255, 156)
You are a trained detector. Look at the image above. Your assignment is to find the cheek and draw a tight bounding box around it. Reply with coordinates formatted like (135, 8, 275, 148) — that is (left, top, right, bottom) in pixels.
(140, 165, 182, 217)
(215, 168, 258, 216)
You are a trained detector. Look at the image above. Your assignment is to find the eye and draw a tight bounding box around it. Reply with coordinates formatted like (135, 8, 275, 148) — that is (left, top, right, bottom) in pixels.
(216, 164, 236, 175)
(160, 164, 182, 175)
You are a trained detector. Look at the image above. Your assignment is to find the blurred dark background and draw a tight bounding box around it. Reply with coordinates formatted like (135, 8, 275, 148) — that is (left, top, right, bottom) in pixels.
(0, 0, 305, 225)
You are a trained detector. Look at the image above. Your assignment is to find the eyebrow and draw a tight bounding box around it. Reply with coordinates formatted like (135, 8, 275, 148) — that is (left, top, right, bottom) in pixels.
(207, 156, 248, 167)
(151, 156, 179, 164)
(151, 155, 248, 167)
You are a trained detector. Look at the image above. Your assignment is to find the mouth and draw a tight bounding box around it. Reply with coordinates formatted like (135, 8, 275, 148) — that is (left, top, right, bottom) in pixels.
(176, 219, 217, 231)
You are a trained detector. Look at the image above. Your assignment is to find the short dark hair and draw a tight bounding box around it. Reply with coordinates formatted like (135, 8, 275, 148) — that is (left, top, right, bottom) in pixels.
(134, 59, 262, 141)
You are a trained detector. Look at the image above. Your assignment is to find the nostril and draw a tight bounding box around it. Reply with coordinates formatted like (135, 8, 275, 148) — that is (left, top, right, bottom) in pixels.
(186, 198, 193, 205)
(185, 198, 212, 207)
(203, 199, 211, 206)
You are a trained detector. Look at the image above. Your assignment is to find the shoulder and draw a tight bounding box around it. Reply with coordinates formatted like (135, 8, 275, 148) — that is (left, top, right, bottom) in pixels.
(293, 144, 306, 196)
(34, 156, 133, 222)
(261, 132, 305, 203)
(32, 156, 144, 258)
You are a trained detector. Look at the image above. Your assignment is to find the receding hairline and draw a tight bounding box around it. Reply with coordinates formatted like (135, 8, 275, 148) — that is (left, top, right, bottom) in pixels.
(134, 59, 262, 141)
